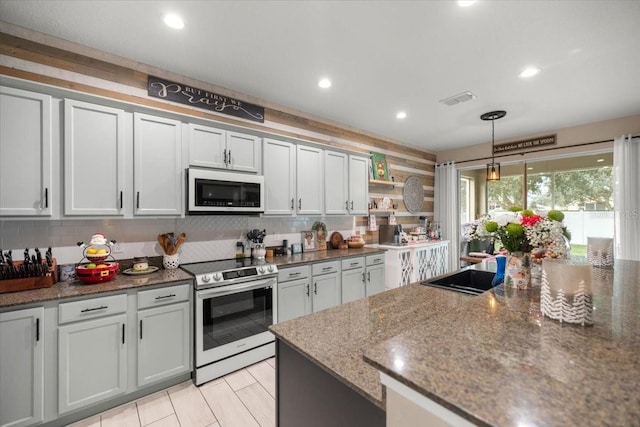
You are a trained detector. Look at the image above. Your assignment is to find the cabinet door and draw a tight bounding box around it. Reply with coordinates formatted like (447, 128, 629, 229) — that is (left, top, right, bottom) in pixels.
(366, 264, 385, 296)
(58, 314, 127, 414)
(296, 145, 323, 215)
(263, 139, 296, 215)
(324, 151, 348, 215)
(312, 273, 341, 312)
(0, 87, 52, 217)
(137, 302, 190, 387)
(188, 123, 226, 169)
(386, 249, 413, 289)
(64, 99, 125, 215)
(134, 113, 182, 215)
(226, 131, 261, 173)
(341, 268, 365, 304)
(426, 243, 449, 278)
(277, 278, 312, 322)
(413, 246, 431, 282)
(0, 307, 44, 427)
(348, 155, 369, 215)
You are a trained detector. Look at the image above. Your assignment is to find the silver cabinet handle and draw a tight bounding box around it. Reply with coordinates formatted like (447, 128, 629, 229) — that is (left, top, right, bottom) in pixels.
(44, 188, 48, 208)
(351, 201, 354, 210)
(314, 283, 317, 295)
(139, 319, 143, 340)
(298, 198, 302, 210)
(345, 200, 349, 209)
(155, 294, 176, 300)
(223, 149, 227, 164)
(228, 150, 231, 165)
(306, 283, 310, 297)
(288, 271, 301, 277)
(291, 198, 294, 210)
(367, 271, 371, 282)
(322, 266, 333, 271)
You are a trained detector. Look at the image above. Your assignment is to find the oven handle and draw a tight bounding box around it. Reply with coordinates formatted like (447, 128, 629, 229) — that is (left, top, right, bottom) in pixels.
(198, 277, 276, 298)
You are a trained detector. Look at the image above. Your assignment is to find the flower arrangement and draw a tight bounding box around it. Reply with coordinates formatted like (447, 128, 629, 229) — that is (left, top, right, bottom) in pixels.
(483, 207, 570, 257)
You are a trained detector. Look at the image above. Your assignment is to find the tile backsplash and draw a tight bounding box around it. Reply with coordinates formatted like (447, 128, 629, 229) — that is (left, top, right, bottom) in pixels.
(0, 216, 358, 264)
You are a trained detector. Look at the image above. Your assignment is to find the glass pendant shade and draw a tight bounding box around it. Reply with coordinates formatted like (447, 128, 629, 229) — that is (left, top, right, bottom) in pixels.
(486, 162, 501, 181)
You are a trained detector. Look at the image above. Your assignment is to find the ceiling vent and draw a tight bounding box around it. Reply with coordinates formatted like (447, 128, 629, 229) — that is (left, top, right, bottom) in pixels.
(439, 91, 476, 106)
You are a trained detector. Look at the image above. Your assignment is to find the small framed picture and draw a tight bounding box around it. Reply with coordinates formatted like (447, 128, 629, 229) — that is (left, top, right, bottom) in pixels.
(301, 231, 316, 252)
(291, 243, 302, 254)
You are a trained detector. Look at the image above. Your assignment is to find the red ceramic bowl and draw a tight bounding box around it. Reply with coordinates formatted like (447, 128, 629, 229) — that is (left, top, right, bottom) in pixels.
(75, 262, 119, 284)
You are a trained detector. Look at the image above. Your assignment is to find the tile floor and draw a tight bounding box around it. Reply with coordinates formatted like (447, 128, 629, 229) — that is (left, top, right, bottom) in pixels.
(70, 358, 276, 427)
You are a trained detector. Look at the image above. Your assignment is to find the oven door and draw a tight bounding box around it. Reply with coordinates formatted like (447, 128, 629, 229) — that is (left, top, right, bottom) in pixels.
(195, 277, 277, 367)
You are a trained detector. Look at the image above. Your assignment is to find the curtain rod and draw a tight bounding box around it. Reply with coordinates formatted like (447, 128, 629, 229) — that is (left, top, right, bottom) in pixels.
(453, 135, 638, 165)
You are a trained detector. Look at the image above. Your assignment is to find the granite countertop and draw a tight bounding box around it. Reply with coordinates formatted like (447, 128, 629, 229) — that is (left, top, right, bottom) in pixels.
(0, 248, 385, 309)
(270, 283, 473, 409)
(0, 268, 193, 308)
(267, 247, 384, 267)
(363, 259, 640, 426)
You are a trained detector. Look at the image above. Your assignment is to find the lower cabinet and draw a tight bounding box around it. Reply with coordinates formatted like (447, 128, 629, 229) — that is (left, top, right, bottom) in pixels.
(55, 283, 191, 418)
(277, 265, 311, 323)
(365, 254, 386, 296)
(137, 285, 191, 387)
(58, 295, 128, 414)
(341, 257, 366, 304)
(385, 242, 449, 289)
(311, 261, 341, 312)
(0, 307, 44, 427)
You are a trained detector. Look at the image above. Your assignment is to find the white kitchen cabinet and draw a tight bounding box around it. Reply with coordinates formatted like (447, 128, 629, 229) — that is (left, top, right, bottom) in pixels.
(311, 261, 341, 312)
(348, 155, 369, 215)
(0, 307, 44, 427)
(384, 242, 449, 289)
(365, 253, 386, 296)
(64, 99, 125, 216)
(188, 124, 260, 173)
(0, 86, 52, 217)
(324, 150, 349, 215)
(263, 138, 296, 215)
(58, 295, 127, 414)
(296, 145, 324, 215)
(277, 265, 312, 322)
(134, 113, 182, 216)
(137, 285, 190, 386)
(341, 257, 366, 304)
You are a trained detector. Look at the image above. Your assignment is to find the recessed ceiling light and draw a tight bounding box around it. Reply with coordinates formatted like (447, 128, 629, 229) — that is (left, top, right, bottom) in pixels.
(597, 158, 604, 162)
(527, 167, 534, 170)
(396, 111, 407, 119)
(519, 67, 541, 78)
(318, 78, 332, 89)
(164, 14, 184, 29)
(458, 1, 477, 7)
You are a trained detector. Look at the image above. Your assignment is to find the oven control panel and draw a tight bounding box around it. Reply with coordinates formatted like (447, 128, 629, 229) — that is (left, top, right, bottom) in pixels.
(194, 264, 278, 287)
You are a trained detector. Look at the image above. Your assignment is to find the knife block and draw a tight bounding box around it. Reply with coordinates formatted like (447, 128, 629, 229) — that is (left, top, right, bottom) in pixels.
(0, 258, 58, 294)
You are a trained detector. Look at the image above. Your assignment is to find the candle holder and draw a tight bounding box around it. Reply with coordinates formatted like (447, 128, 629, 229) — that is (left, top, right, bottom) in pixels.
(587, 237, 613, 268)
(541, 259, 593, 326)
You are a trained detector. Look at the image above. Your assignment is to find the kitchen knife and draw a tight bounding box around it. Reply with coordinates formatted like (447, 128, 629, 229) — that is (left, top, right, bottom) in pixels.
(0, 249, 5, 265)
(35, 248, 43, 276)
(24, 248, 32, 277)
(45, 247, 52, 268)
(32, 254, 40, 276)
(6, 251, 14, 278)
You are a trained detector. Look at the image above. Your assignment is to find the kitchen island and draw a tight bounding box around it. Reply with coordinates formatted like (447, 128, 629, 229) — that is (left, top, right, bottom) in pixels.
(270, 260, 640, 426)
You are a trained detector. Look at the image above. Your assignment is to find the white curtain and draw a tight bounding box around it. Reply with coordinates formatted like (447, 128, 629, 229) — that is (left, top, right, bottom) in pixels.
(613, 135, 640, 261)
(435, 162, 459, 271)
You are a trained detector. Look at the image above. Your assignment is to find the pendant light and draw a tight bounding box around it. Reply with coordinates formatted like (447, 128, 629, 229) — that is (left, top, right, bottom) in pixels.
(481, 110, 506, 181)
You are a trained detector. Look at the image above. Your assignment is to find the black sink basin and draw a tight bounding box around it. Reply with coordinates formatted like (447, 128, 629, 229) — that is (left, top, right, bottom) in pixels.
(421, 269, 496, 296)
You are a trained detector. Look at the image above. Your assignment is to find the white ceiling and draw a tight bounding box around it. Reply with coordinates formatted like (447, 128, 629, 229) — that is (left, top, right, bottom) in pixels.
(1, 0, 639, 152)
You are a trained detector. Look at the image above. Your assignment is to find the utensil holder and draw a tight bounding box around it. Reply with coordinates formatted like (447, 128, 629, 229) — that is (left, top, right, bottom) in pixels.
(163, 253, 180, 270)
(541, 259, 593, 325)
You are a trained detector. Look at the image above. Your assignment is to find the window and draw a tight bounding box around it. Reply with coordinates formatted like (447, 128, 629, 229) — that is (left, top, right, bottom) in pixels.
(460, 152, 614, 256)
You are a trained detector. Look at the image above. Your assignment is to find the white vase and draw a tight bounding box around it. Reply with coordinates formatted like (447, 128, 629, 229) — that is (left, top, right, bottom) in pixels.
(252, 244, 266, 260)
(163, 253, 180, 270)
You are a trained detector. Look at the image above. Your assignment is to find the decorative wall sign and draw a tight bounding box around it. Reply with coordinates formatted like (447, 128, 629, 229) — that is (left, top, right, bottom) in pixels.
(147, 76, 264, 123)
(370, 152, 390, 181)
(493, 134, 556, 154)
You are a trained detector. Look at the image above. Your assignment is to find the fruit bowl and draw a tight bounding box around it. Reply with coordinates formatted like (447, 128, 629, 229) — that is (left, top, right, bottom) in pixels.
(84, 246, 110, 263)
(347, 238, 365, 249)
(85, 253, 109, 263)
(75, 262, 119, 284)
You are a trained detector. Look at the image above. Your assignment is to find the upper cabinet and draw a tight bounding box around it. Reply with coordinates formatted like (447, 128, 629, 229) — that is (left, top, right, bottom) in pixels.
(348, 154, 369, 215)
(324, 151, 348, 215)
(263, 138, 296, 215)
(64, 99, 125, 216)
(188, 124, 261, 173)
(0, 86, 52, 216)
(296, 145, 324, 215)
(134, 113, 183, 216)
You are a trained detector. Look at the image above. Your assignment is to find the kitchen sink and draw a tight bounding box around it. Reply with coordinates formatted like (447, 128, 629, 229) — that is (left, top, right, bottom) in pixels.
(421, 268, 496, 296)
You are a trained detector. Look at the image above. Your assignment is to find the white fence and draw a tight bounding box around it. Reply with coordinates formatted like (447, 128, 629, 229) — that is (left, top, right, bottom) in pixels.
(563, 211, 614, 245)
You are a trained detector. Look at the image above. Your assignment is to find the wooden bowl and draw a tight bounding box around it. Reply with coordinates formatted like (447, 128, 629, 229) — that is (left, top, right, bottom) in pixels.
(347, 240, 365, 249)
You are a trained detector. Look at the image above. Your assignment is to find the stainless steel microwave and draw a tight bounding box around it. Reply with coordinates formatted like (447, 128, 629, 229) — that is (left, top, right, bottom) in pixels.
(187, 168, 264, 214)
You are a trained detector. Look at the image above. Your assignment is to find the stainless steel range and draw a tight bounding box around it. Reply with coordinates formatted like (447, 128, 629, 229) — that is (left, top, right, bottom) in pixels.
(181, 258, 278, 385)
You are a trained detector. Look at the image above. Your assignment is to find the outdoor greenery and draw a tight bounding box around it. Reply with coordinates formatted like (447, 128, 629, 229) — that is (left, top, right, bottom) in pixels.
(487, 167, 613, 212)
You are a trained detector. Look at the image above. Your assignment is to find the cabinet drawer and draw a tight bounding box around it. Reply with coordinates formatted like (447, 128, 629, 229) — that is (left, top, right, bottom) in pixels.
(59, 294, 127, 324)
(138, 283, 190, 309)
(278, 265, 310, 283)
(312, 261, 340, 276)
(341, 257, 365, 270)
(366, 253, 386, 266)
